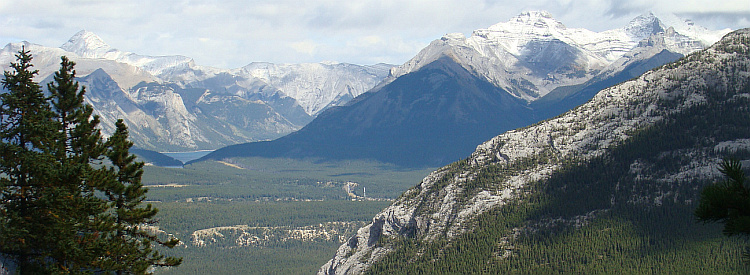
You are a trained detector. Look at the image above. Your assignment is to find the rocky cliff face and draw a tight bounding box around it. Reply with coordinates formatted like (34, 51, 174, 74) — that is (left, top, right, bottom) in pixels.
(320, 28, 750, 274)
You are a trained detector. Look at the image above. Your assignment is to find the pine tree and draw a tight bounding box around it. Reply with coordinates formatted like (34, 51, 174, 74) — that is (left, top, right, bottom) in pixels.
(0, 46, 61, 273)
(695, 159, 750, 262)
(99, 120, 182, 273)
(0, 50, 181, 273)
(46, 55, 112, 272)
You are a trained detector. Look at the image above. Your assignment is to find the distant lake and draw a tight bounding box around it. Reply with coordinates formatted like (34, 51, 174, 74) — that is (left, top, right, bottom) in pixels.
(161, 150, 213, 164)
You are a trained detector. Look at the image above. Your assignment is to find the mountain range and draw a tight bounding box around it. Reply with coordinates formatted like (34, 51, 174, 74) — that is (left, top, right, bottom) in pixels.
(198, 11, 730, 168)
(320, 27, 750, 274)
(0, 32, 392, 152)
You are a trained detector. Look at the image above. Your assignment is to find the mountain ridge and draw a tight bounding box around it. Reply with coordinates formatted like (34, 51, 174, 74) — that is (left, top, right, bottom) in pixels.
(383, 11, 729, 101)
(1, 32, 391, 151)
(58, 30, 393, 117)
(197, 54, 534, 167)
(196, 11, 729, 167)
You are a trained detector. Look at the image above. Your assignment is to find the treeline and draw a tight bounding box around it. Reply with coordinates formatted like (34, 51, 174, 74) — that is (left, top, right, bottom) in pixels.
(152, 200, 391, 274)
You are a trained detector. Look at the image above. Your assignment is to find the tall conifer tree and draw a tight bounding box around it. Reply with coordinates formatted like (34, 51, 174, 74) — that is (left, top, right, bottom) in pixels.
(0, 46, 60, 273)
(0, 49, 181, 273)
(99, 119, 182, 273)
(47, 56, 112, 272)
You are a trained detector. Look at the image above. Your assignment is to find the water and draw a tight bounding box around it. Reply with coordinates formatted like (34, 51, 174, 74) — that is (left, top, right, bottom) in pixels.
(161, 150, 213, 164)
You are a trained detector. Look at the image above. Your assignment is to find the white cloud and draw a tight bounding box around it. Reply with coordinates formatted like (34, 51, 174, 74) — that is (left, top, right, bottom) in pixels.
(290, 40, 319, 56)
(0, 0, 747, 68)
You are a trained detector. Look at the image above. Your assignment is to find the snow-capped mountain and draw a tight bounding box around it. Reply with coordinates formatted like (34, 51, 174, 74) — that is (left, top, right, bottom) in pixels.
(59, 30, 393, 117)
(61, 30, 194, 79)
(0, 40, 311, 151)
(197, 11, 730, 168)
(0, 32, 391, 152)
(0, 41, 157, 90)
(240, 62, 393, 115)
(199, 54, 535, 167)
(320, 28, 750, 274)
(384, 11, 730, 100)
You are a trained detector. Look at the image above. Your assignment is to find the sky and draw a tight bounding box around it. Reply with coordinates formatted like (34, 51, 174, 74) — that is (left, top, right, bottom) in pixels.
(0, 0, 748, 69)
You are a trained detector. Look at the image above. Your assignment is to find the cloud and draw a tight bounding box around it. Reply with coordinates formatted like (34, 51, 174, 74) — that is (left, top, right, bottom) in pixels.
(0, 0, 747, 68)
(290, 40, 319, 56)
(675, 11, 750, 31)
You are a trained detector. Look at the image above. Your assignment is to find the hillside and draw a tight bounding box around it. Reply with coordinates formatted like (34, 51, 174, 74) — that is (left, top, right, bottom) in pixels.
(320, 28, 750, 274)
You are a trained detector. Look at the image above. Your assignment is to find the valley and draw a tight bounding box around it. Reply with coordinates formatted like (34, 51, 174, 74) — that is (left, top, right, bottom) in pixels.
(140, 158, 434, 274)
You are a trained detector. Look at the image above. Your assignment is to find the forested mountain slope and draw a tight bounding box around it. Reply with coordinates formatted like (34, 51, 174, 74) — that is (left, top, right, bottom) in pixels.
(320, 28, 750, 274)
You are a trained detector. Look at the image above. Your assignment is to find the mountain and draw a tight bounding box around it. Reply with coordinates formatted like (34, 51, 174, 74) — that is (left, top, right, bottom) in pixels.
(130, 148, 183, 167)
(531, 25, 692, 119)
(199, 54, 534, 167)
(1, 32, 391, 152)
(60, 30, 194, 79)
(197, 11, 729, 167)
(60, 30, 393, 117)
(383, 11, 726, 101)
(320, 28, 750, 274)
(240, 62, 393, 116)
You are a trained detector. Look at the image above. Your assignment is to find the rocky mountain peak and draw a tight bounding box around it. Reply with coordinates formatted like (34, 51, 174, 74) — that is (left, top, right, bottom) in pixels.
(502, 10, 562, 28)
(60, 30, 112, 58)
(623, 12, 665, 40)
(484, 10, 570, 41)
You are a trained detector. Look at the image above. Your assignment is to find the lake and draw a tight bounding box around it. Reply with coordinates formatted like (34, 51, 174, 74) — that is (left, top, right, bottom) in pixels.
(161, 150, 214, 164)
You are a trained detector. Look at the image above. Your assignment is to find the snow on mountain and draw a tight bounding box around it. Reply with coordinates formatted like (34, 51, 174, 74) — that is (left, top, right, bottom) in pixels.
(654, 12, 733, 46)
(58, 30, 393, 117)
(0, 31, 393, 151)
(0, 38, 313, 151)
(0, 41, 156, 89)
(384, 11, 730, 101)
(61, 30, 194, 78)
(239, 62, 392, 115)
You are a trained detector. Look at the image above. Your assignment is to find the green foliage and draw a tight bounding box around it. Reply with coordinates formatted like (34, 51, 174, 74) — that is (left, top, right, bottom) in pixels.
(155, 200, 391, 234)
(156, 243, 341, 275)
(695, 159, 750, 261)
(0, 46, 66, 273)
(139, 156, 411, 274)
(0, 51, 180, 273)
(96, 120, 182, 272)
